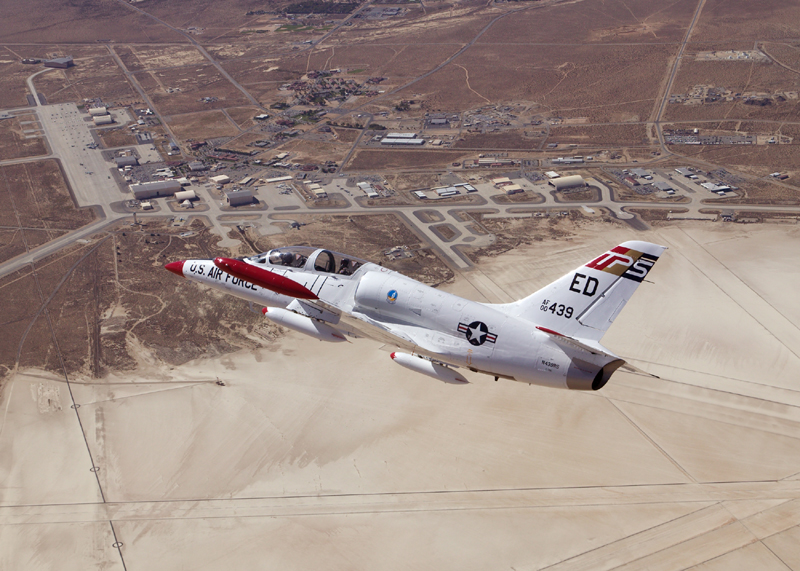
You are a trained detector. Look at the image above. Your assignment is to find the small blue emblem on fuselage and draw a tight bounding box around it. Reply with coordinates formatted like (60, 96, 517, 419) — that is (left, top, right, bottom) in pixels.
(387, 289, 398, 304)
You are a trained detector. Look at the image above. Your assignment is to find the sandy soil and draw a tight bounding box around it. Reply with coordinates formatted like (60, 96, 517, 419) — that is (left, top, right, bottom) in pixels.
(0, 115, 47, 160)
(168, 109, 243, 141)
(2, 222, 800, 569)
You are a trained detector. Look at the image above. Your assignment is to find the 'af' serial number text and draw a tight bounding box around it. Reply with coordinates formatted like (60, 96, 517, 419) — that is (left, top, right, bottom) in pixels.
(540, 300, 574, 318)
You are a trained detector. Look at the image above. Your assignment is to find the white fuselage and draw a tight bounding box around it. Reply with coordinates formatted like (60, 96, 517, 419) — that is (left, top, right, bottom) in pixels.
(178, 258, 613, 389)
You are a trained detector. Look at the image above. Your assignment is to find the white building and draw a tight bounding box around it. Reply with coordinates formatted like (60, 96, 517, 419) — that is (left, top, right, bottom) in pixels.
(265, 175, 293, 183)
(210, 174, 230, 184)
(701, 182, 731, 192)
(435, 186, 460, 196)
(357, 182, 379, 198)
(549, 175, 586, 191)
(130, 180, 182, 199)
(381, 138, 424, 146)
(174, 189, 197, 201)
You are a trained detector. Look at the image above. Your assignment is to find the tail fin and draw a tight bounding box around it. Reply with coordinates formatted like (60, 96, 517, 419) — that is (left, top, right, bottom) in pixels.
(493, 241, 666, 342)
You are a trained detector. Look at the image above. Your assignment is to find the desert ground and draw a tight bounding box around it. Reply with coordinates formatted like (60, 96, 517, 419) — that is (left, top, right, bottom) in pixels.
(2, 222, 799, 569)
(2, 0, 800, 567)
(0, 114, 47, 160)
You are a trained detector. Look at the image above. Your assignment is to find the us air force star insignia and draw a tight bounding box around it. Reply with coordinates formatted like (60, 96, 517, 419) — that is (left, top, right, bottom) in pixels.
(457, 321, 497, 346)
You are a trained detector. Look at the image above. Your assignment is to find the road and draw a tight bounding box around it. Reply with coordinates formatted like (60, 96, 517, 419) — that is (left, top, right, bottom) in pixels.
(4, 93, 800, 278)
(228, 172, 800, 271)
(25, 68, 56, 105)
(109, 0, 263, 109)
(4, 54, 800, 278)
(105, 45, 181, 145)
(337, 112, 373, 175)
(651, 0, 708, 153)
(329, 3, 534, 170)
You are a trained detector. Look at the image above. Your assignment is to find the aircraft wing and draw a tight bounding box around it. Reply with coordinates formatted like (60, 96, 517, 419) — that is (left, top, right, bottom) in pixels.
(347, 310, 461, 358)
(285, 298, 342, 324)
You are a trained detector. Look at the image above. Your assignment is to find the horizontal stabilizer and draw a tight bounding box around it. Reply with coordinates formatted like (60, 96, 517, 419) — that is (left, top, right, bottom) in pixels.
(535, 326, 620, 359)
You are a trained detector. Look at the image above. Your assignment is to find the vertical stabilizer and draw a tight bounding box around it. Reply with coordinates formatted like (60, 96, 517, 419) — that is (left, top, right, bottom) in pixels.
(492, 241, 666, 341)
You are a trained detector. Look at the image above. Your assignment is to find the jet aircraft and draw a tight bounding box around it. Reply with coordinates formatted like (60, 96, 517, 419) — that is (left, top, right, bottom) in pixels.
(165, 241, 665, 389)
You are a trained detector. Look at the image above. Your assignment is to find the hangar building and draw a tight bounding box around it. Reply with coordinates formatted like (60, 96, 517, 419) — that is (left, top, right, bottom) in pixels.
(548, 175, 586, 191)
(174, 190, 197, 202)
(44, 56, 74, 68)
(130, 180, 182, 199)
(381, 138, 424, 146)
(225, 189, 255, 206)
(115, 156, 138, 168)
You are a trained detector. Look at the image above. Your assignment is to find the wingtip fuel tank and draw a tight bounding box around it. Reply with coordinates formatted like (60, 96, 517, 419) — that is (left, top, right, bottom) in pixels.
(391, 352, 469, 384)
(263, 306, 347, 343)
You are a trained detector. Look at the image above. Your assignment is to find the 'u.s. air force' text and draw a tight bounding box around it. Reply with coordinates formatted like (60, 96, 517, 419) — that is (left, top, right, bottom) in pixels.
(188, 263, 259, 290)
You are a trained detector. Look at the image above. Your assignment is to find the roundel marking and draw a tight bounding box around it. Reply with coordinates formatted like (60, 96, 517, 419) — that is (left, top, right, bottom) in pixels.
(465, 321, 489, 346)
(386, 289, 398, 304)
(457, 320, 498, 346)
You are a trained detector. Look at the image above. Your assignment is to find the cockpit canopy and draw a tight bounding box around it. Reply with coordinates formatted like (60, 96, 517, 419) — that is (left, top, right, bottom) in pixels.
(246, 246, 370, 276)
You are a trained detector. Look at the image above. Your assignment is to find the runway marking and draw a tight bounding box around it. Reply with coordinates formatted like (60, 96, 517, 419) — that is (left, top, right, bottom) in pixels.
(626, 359, 800, 410)
(3, 480, 800, 526)
(604, 372, 800, 440)
(606, 398, 697, 483)
(663, 228, 800, 363)
(545, 495, 800, 569)
(541, 504, 731, 571)
(74, 383, 214, 406)
(624, 358, 800, 397)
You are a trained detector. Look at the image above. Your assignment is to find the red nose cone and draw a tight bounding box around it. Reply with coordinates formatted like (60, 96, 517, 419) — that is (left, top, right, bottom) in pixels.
(261, 307, 268, 315)
(164, 260, 185, 277)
